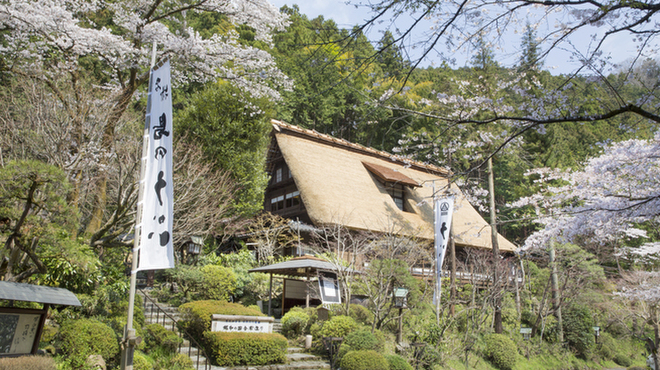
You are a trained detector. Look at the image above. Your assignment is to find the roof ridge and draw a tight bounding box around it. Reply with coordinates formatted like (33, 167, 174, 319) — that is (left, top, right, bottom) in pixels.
(271, 119, 450, 176)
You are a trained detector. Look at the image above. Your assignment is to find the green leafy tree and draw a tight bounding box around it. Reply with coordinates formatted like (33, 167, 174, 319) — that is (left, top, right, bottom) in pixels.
(0, 160, 96, 283)
(177, 81, 274, 216)
(357, 258, 419, 331)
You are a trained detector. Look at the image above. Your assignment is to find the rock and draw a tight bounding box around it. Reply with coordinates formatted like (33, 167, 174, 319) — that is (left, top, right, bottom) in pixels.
(86, 354, 106, 370)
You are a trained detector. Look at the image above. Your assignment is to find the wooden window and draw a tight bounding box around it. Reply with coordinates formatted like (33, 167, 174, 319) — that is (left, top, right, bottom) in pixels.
(387, 183, 405, 211)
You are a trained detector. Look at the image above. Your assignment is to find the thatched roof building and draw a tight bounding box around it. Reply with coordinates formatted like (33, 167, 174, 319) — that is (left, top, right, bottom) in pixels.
(265, 120, 516, 253)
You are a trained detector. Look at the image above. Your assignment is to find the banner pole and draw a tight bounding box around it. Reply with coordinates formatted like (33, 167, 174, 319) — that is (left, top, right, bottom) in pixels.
(120, 41, 158, 370)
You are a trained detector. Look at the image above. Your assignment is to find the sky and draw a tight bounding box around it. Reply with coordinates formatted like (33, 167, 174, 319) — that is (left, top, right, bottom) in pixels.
(268, 0, 646, 76)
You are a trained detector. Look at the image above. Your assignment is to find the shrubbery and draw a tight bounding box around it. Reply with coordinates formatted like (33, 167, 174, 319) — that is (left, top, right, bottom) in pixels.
(348, 304, 373, 326)
(613, 352, 633, 367)
(320, 315, 359, 338)
(385, 354, 414, 370)
(177, 300, 264, 342)
(343, 329, 382, 352)
(132, 351, 152, 370)
(281, 306, 311, 338)
(56, 318, 119, 369)
(562, 304, 595, 358)
(203, 332, 287, 366)
(144, 323, 182, 352)
(484, 333, 517, 370)
(340, 350, 389, 370)
(199, 265, 236, 301)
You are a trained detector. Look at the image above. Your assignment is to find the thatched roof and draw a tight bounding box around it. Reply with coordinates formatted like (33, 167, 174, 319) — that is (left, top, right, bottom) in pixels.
(270, 120, 516, 252)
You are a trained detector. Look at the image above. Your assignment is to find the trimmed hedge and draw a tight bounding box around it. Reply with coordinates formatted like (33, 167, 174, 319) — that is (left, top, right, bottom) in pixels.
(340, 350, 389, 370)
(484, 333, 517, 370)
(144, 323, 182, 351)
(320, 315, 359, 338)
(57, 318, 119, 369)
(281, 306, 310, 339)
(343, 329, 382, 352)
(177, 300, 264, 342)
(386, 354, 414, 370)
(202, 332, 287, 366)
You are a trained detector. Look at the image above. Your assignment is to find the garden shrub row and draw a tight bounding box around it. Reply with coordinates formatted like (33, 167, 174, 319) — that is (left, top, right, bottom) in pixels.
(202, 332, 287, 367)
(177, 299, 264, 342)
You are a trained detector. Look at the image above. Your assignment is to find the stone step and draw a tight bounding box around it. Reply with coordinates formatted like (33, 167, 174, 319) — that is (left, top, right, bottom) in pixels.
(178, 346, 201, 357)
(287, 352, 322, 362)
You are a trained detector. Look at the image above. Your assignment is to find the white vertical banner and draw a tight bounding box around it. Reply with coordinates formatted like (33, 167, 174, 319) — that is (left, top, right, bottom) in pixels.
(433, 196, 454, 305)
(138, 60, 174, 271)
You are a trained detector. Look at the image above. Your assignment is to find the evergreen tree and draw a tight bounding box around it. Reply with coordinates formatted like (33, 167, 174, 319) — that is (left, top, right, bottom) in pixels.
(519, 23, 543, 71)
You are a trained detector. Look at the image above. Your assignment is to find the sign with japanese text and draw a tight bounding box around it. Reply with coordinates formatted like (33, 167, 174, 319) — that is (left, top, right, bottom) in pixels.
(138, 59, 174, 271)
(318, 270, 341, 304)
(211, 315, 274, 334)
(434, 196, 454, 305)
(0, 313, 40, 355)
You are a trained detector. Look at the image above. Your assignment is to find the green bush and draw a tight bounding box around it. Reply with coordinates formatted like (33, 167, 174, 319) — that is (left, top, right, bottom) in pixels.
(144, 323, 183, 351)
(281, 306, 311, 338)
(349, 304, 373, 326)
(343, 329, 382, 352)
(169, 353, 195, 370)
(200, 265, 237, 301)
(340, 350, 389, 370)
(320, 315, 359, 338)
(57, 318, 120, 368)
(0, 356, 56, 370)
(203, 331, 287, 366)
(132, 351, 152, 370)
(386, 354, 414, 370)
(177, 300, 264, 343)
(595, 332, 616, 360)
(613, 353, 633, 367)
(562, 304, 595, 358)
(484, 333, 517, 370)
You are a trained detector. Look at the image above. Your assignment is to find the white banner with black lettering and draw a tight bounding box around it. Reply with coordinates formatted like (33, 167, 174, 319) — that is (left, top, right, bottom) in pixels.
(434, 196, 454, 305)
(138, 60, 174, 271)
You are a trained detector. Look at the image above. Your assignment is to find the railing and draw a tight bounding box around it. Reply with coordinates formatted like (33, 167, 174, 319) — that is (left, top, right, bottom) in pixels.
(139, 288, 211, 370)
(410, 267, 523, 284)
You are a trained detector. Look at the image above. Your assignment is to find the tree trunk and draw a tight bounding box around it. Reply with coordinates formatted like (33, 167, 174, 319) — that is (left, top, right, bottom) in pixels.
(488, 157, 502, 333)
(549, 244, 564, 343)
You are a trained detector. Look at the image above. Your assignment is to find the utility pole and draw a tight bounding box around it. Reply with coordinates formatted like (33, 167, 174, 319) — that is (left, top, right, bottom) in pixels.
(488, 157, 502, 334)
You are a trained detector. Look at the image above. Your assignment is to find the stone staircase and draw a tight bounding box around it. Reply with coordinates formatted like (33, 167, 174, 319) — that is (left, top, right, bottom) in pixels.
(138, 290, 330, 370)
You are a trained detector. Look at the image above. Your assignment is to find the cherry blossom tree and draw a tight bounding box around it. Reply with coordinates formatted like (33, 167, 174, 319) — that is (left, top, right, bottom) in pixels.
(512, 134, 660, 365)
(514, 134, 660, 254)
(0, 0, 291, 234)
(615, 271, 660, 370)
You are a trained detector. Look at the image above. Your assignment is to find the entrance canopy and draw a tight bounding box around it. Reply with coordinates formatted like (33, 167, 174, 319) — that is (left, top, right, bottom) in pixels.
(248, 255, 356, 277)
(248, 255, 357, 316)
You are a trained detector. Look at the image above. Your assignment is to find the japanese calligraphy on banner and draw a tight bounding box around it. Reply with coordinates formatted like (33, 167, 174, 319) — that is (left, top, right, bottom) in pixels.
(138, 60, 174, 271)
(434, 197, 454, 305)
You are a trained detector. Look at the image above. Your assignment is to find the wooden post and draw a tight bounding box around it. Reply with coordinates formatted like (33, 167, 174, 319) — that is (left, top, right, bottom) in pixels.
(268, 272, 273, 316)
